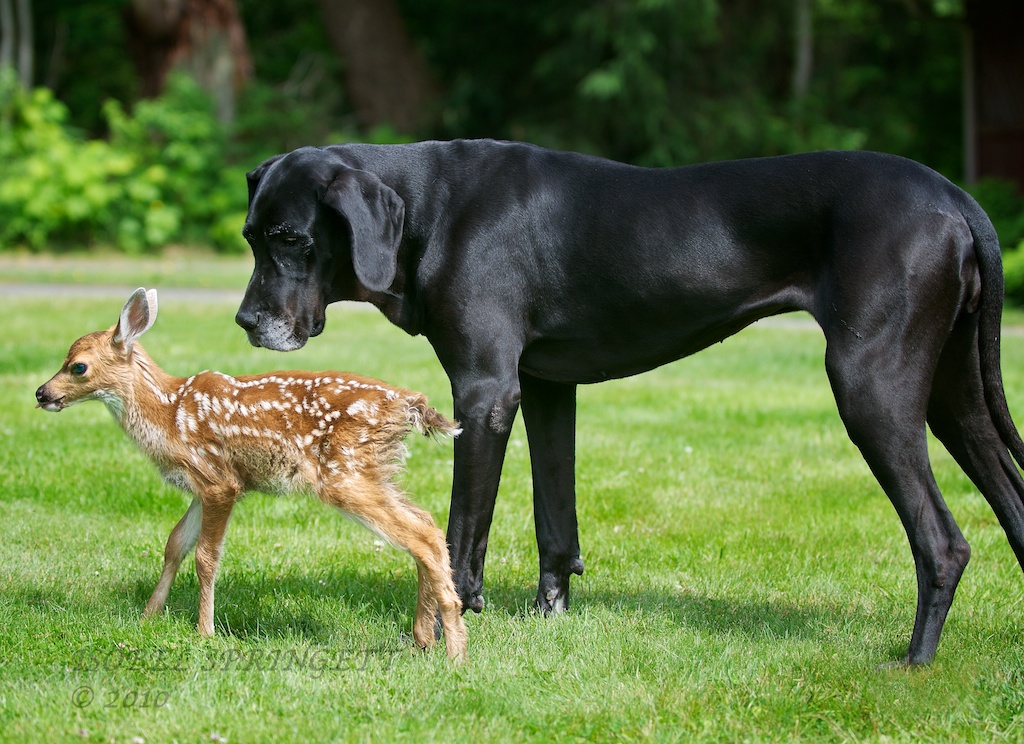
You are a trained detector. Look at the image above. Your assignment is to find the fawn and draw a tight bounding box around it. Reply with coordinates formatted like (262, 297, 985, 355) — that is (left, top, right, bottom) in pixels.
(36, 288, 467, 659)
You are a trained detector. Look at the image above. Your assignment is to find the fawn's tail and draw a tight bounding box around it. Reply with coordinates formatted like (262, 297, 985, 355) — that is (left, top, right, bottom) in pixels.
(406, 395, 462, 439)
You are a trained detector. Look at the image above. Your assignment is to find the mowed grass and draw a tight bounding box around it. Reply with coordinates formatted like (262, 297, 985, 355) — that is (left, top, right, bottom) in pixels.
(3, 286, 1024, 742)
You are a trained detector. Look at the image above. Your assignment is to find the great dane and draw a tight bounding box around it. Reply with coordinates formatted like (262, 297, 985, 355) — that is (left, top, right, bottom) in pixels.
(235, 140, 1024, 665)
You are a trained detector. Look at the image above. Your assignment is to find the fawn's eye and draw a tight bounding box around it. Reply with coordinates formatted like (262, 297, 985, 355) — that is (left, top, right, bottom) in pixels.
(70, 362, 87, 376)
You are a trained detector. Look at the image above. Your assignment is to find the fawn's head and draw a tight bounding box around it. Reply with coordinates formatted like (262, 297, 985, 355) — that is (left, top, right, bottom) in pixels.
(36, 288, 158, 413)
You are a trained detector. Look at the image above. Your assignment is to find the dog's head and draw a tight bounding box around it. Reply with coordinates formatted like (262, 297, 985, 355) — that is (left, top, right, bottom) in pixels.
(236, 147, 406, 351)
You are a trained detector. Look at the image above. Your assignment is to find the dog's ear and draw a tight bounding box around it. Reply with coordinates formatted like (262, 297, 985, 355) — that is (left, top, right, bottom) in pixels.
(246, 154, 286, 207)
(322, 170, 405, 292)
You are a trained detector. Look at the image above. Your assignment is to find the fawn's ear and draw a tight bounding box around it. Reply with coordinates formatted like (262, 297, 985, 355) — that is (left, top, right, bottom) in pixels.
(113, 288, 158, 352)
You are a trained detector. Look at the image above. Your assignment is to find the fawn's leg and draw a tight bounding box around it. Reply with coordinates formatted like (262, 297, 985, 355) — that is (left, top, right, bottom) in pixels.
(415, 563, 440, 646)
(144, 497, 202, 618)
(426, 526, 467, 661)
(194, 498, 237, 637)
(321, 474, 467, 660)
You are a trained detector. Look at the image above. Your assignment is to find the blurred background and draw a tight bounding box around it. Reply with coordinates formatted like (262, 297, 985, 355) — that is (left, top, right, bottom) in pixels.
(1, 0, 1022, 297)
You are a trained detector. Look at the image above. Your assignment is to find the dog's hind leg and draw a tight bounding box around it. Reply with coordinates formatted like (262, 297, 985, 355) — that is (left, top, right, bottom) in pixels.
(927, 314, 1024, 569)
(520, 374, 585, 614)
(825, 328, 970, 666)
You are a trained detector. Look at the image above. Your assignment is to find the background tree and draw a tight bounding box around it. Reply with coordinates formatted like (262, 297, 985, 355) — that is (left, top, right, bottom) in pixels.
(316, 0, 438, 134)
(8, 0, 1024, 295)
(125, 0, 252, 123)
(0, 0, 32, 87)
(396, 0, 964, 174)
(964, 0, 1024, 189)
(26, 0, 969, 173)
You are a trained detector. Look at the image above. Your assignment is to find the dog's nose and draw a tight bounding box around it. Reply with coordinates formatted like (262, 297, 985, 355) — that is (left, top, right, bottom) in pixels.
(235, 308, 260, 332)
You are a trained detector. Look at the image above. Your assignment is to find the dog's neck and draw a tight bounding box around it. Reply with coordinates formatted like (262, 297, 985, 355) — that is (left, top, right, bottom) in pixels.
(333, 244, 425, 337)
(365, 288, 423, 337)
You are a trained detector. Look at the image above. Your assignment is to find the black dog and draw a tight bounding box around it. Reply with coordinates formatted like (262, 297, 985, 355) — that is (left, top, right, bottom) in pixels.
(236, 140, 1024, 665)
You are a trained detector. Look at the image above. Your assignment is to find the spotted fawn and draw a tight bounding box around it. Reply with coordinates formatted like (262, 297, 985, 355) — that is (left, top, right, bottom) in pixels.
(36, 288, 466, 659)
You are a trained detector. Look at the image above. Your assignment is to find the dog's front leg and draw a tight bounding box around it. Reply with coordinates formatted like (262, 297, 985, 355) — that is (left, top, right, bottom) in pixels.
(520, 373, 584, 614)
(446, 381, 520, 613)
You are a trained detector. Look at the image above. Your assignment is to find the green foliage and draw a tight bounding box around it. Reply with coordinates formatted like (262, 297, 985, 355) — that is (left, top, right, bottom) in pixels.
(405, 0, 962, 171)
(0, 73, 248, 253)
(1002, 241, 1024, 308)
(10, 0, 1019, 274)
(967, 179, 1024, 250)
(33, 0, 140, 135)
(962, 179, 1024, 308)
(32, 0, 970, 176)
(230, 0, 348, 158)
(230, 79, 342, 161)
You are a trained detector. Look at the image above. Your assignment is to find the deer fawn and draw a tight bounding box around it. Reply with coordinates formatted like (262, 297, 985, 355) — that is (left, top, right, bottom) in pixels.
(36, 288, 467, 659)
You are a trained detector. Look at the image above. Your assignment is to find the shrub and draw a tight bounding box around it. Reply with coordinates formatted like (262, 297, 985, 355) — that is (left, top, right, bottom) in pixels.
(966, 178, 1024, 251)
(0, 72, 248, 253)
(963, 180, 1024, 308)
(1003, 241, 1024, 308)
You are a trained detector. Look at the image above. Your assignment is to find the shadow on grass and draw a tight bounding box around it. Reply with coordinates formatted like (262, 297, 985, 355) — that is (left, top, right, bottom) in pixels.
(516, 584, 855, 641)
(202, 575, 834, 642)
(123, 567, 427, 641)
(12, 567, 872, 651)
(490, 581, 912, 662)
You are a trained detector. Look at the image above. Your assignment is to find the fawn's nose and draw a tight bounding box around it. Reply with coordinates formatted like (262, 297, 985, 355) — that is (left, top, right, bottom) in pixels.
(35, 385, 57, 407)
(235, 308, 260, 332)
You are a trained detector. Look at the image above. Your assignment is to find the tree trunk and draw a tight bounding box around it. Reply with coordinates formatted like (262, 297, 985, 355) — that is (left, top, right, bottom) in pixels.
(0, 0, 13, 73)
(1, 0, 33, 87)
(791, 0, 813, 103)
(125, 0, 252, 123)
(316, 0, 439, 134)
(964, 0, 1024, 190)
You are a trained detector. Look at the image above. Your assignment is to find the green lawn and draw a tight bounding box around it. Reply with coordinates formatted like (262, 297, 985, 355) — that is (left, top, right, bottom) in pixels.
(3, 274, 1024, 741)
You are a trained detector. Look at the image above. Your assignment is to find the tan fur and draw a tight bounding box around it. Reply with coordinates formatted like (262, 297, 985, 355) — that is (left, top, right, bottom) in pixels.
(36, 289, 466, 660)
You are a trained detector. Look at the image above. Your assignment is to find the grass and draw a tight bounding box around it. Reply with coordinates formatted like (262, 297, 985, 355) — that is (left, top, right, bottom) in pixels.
(3, 266, 1024, 741)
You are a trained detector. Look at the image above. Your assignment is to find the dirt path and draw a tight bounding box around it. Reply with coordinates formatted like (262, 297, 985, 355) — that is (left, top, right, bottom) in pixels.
(0, 282, 244, 302)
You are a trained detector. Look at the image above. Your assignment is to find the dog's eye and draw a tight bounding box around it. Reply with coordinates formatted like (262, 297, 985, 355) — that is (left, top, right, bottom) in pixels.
(70, 362, 87, 376)
(284, 236, 314, 258)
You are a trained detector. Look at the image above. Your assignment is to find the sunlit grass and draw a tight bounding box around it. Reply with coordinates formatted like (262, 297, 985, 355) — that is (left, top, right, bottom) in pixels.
(0, 249, 253, 290)
(3, 279, 1024, 741)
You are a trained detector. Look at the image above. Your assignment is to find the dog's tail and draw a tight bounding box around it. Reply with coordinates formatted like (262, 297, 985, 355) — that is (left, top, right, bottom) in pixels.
(962, 192, 1024, 470)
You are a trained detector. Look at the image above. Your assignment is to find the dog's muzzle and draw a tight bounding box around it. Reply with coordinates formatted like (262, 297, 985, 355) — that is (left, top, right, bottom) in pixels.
(235, 308, 313, 351)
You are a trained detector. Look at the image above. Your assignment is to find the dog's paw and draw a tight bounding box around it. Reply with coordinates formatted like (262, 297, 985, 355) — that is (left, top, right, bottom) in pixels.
(534, 574, 573, 616)
(461, 592, 484, 614)
(535, 588, 568, 615)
